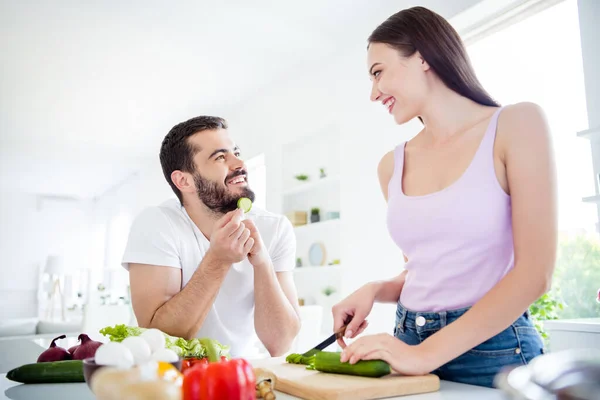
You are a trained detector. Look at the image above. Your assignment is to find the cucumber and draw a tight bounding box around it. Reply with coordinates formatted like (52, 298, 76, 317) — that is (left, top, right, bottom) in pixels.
(307, 351, 391, 378)
(285, 352, 317, 365)
(6, 360, 84, 384)
(237, 197, 252, 213)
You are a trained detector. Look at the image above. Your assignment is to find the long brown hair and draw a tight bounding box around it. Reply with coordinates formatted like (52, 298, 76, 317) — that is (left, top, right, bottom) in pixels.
(368, 6, 500, 108)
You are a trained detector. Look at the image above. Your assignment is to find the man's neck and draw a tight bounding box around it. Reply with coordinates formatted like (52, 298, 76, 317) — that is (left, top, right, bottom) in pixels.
(183, 199, 221, 241)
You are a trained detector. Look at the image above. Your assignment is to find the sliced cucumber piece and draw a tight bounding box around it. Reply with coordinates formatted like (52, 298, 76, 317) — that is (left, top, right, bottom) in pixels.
(237, 197, 252, 213)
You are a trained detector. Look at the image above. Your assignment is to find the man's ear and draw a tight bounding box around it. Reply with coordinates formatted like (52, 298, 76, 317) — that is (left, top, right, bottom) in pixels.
(171, 170, 195, 194)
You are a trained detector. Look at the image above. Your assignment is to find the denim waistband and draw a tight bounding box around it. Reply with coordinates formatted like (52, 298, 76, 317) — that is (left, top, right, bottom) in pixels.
(397, 302, 472, 319)
(395, 301, 531, 333)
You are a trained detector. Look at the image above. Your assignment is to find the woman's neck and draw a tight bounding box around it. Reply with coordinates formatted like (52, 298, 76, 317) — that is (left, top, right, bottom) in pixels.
(418, 85, 495, 146)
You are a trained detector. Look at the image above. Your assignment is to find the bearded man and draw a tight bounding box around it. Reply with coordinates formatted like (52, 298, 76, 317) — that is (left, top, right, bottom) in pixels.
(122, 116, 301, 357)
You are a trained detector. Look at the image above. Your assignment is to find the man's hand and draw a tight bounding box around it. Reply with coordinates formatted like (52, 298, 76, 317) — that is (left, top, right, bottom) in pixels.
(208, 208, 254, 265)
(242, 219, 270, 268)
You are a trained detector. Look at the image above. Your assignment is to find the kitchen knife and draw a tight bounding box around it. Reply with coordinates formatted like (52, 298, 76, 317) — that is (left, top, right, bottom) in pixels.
(301, 318, 351, 357)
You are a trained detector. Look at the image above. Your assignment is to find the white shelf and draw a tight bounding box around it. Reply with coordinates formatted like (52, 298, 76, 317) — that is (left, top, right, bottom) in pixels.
(293, 218, 340, 233)
(582, 195, 600, 204)
(283, 175, 340, 196)
(577, 126, 600, 140)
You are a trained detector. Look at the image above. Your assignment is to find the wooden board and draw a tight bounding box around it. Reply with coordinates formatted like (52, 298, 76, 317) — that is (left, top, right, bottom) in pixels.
(263, 361, 440, 400)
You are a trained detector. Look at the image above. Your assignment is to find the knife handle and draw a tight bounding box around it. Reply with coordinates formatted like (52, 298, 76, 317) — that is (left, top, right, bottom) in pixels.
(335, 317, 352, 338)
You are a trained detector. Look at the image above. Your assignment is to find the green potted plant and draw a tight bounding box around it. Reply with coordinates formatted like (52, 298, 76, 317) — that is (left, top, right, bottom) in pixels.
(322, 286, 336, 296)
(538, 234, 600, 352)
(529, 290, 563, 347)
(310, 207, 320, 223)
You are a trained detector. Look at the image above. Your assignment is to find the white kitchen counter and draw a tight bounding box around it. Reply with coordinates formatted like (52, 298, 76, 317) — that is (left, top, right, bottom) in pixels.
(1, 372, 505, 400)
(0, 337, 505, 399)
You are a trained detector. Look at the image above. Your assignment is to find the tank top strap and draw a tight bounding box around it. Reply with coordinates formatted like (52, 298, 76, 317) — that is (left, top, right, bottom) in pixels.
(388, 141, 407, 200)
(480, 106, 505, 157)
(470, 106, 505, 177)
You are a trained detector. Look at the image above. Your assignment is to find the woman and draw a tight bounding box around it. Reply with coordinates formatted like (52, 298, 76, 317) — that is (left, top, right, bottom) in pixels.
(332, 6, 556, 388)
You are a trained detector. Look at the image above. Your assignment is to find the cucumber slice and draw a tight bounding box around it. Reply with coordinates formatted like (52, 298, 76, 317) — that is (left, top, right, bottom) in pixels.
(237, 197, 252, 213)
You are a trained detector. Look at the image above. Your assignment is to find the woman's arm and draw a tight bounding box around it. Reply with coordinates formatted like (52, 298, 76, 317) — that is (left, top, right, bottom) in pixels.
(377, 150, 395, 202)
(372, 270, 408, 303)
(378, 150, 409, 264)
(417, 102, 558, 369)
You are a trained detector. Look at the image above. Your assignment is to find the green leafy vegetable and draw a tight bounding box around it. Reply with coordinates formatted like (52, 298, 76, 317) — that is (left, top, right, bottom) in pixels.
(99, 325, 143, 342)
(99, 324, 230, 359)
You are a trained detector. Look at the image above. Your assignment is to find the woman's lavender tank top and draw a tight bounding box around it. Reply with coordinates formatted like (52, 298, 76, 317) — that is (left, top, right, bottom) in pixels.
(387, 107, 513, 312)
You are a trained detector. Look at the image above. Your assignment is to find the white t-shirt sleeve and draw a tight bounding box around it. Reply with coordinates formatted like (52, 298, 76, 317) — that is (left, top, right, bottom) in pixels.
(270, 216, 296, 272)
(121, 207, 181, 271)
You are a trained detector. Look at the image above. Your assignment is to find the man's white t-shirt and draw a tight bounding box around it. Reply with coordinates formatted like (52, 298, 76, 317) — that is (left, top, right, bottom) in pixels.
(121, 198, 296, 357)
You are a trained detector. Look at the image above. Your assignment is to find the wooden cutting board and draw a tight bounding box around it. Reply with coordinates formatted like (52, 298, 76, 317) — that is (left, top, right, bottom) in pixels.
(263, 361, 440, 400)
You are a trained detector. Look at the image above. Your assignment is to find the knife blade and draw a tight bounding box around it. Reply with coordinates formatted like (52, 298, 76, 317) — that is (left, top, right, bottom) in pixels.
(300, 317, 351, 357)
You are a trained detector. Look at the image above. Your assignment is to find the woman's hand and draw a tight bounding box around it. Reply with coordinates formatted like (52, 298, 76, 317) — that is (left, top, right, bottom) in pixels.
(332, 283, 380, 347)
(339, 333, 435, 376)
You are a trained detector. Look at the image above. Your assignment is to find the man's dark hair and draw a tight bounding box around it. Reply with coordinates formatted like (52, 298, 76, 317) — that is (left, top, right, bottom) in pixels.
(159, 116, 228, 204)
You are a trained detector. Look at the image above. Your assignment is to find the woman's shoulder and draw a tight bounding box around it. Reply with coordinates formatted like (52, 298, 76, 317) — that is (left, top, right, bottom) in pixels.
(377, 146, 403, 201)
(378, 143, 405, 180)
(498, 102, 549, 136)
(501, 101, 546, 119)
(378, 149, 395, 173)
(497, 102, 551, 154)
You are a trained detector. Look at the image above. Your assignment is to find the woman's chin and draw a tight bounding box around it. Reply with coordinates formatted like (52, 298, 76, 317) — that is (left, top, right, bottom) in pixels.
(392, 112, 412, 125)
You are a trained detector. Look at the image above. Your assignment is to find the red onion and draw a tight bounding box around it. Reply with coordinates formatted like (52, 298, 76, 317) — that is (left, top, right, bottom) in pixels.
(37, 335, 72, 362)
(72, 333, 103, 360)
(68, 345, 79, 355)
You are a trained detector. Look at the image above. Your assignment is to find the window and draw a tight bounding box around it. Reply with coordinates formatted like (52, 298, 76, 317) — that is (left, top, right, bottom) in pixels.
(467, 0, 600, 319)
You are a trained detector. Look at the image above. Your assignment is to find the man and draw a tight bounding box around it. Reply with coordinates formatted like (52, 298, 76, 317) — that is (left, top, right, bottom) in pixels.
(122, 115, 301, 357)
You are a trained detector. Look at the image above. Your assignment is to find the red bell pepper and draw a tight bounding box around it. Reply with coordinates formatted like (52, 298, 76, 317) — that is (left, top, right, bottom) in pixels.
(182, 356, 229, 373)
(183, 339, 255, 400)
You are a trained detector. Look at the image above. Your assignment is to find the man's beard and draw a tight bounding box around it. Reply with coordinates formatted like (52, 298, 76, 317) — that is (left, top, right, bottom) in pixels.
(193, 170, 256, 214)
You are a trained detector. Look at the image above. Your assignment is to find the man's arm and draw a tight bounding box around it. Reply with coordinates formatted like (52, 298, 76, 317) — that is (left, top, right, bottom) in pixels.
(129, 251, 230, 340)
(128, 208, 251, 340)
(254, 265, 301, 356)
(243, 217, 301, 356)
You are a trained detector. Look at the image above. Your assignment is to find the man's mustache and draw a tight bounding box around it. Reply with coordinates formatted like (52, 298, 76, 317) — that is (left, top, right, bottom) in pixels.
(225, 169, 247, 184)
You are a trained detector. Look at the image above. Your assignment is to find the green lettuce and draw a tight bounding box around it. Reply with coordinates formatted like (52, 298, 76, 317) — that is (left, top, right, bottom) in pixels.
(99, 324, 144, 342)
(99, 324, 230, 359)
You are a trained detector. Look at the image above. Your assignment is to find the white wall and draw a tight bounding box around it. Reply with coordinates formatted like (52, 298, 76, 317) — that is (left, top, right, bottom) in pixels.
(0, 191, 94, 320)
(89, 160, 174, 292)
(0, 160, 173, 322)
